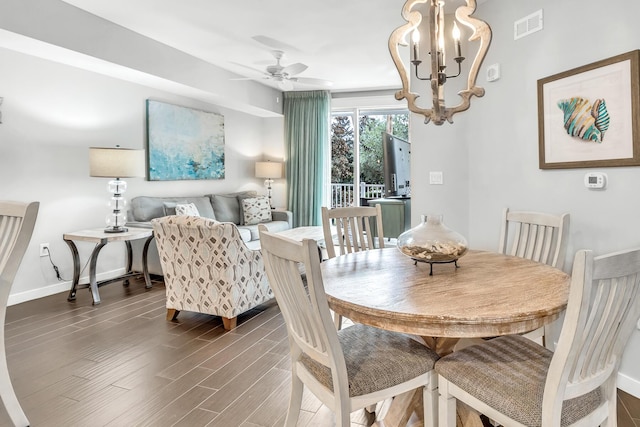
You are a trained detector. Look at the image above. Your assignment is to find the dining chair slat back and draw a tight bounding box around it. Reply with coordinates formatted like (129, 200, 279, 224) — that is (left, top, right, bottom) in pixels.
(321, 205, 384, 259)
(321, 204, 385, 329)
(436, 247, 640, 427)
(0, 201, 39, 427)
(260, 228, 337, 366)
(259, 226, 439, 427)
(498, 208, 570, 270)
(498, 208, 570, 347)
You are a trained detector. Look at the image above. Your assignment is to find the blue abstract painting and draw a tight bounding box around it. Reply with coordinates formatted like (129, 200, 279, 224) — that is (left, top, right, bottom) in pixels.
(146, 100, 225, 181)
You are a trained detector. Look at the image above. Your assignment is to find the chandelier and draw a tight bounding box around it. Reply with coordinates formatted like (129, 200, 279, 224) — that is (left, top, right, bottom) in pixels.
(389, 0, 492, 125)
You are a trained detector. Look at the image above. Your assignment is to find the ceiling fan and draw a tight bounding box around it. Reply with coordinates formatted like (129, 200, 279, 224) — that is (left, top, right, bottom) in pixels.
(231, 36, 333, 90)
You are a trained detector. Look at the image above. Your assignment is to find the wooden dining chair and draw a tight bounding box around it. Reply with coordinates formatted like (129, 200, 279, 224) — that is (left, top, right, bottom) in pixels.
(436, 247, 640, 427)
(499, 208, 570, 347)
(498, 208, 570, 270)
(0, 201, 39, 427)
(258, 227, 439, 427)
(321, 204, 385, 328)
(321, 205, 385, 259)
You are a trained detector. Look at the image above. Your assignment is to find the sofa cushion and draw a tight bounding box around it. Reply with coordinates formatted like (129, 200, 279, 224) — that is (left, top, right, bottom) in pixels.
(240, 220, 291, 241)
(207, 191, 256, 224)
(237, 227, 252, 243)
(241, 196, 272, 225)
(131, 196, 215, 221)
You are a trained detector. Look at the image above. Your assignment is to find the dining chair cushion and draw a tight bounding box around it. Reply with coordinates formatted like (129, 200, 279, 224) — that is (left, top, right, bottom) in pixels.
(435, 335, 602, 426)
(301, 324, 438, 397)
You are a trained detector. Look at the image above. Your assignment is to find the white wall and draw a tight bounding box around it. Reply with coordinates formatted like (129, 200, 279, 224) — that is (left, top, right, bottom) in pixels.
(409, 0, 640, 397)
(0, 46, 284, 304)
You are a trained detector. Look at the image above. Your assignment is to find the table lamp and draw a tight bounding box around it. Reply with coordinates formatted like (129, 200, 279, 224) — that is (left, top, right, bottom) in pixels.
(255, 161, 282, 208)
(90, 146, 145, 233)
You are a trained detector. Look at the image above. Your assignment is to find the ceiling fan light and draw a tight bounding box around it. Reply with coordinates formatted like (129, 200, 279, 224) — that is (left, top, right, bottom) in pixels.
(234, 36, 329, 91)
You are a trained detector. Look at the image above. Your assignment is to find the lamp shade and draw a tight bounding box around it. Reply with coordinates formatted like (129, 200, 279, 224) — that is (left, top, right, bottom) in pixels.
(89, 147, 145, 178)
(255, 161, 282, 179)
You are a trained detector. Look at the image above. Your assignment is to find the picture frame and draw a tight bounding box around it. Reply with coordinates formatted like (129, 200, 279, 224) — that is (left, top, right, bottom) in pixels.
(146, 100, 225, 181)
(538, 50, 640, 169)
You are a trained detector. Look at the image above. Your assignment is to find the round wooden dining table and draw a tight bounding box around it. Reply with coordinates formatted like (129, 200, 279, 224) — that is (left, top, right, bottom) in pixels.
(320, 248, 571, 426)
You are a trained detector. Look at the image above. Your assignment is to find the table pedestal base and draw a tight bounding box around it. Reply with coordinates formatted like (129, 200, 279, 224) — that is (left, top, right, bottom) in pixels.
(375, 337, 486, 427)
(375, 390, 485, 427)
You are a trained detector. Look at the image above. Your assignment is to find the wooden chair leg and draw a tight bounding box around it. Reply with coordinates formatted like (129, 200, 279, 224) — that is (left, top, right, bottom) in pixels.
(424, 371, 438, 427)
(285, 375, 304, 427)
(166, 309, 179, 321)
(222, 316, 237, 330)
(438, 378, 457, 427)
(0, 307, 29, 427)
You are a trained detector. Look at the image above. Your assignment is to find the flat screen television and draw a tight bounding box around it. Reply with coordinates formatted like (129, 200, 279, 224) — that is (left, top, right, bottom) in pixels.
(382, 132, 411, 197)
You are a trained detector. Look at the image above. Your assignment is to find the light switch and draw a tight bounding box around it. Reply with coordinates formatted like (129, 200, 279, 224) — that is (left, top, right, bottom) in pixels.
(429, 171, 443, 185)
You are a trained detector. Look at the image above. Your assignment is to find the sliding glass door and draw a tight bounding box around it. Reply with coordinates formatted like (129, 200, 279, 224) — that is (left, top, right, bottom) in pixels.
(330, 108, 409, 208)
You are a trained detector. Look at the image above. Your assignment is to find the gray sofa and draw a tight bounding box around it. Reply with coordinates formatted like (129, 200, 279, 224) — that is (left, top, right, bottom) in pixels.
(127, 191, 292, 275)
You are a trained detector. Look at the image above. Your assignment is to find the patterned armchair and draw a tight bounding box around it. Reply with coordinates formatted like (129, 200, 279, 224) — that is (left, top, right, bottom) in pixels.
(151, 215, 273, 330)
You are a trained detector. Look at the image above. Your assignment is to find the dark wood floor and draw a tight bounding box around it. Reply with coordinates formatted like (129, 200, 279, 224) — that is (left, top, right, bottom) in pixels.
(0, 277, 638, 427)
(0, 278, 378, 427)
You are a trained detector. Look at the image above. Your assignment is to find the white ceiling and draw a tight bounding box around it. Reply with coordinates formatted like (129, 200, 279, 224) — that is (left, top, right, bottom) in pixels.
(55, 0, 434, 92)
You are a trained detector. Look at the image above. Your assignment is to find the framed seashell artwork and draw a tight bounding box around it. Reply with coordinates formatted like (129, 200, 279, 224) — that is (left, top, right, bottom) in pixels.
(537, 50, 640, 169)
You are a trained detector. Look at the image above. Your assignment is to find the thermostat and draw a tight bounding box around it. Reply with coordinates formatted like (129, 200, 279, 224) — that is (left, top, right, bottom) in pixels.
(584, 172, 607, 189)
(486, 63, 501, 82)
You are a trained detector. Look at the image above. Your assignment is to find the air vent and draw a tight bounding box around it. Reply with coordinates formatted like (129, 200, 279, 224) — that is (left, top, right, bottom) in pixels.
(514, 10, 543, 40)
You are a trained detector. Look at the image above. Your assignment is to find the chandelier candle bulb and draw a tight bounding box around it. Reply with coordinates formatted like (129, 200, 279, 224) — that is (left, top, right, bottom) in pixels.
(453, 22, 462, 58)
(412, 29, 420, 61)
(438, 2, 445, 66)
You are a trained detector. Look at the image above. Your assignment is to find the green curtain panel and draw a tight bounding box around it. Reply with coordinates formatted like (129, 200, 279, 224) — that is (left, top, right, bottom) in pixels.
(284, 90, 330, 227)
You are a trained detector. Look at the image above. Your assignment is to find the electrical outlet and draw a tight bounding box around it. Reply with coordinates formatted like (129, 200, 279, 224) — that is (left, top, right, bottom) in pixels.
(39, 243, 49, 257)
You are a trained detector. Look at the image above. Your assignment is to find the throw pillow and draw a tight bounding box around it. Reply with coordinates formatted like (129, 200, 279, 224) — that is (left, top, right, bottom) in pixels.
(237, 193, 260, 225)
(241, 197, 272, 225)
(175, 203, 200, 216)
(162, 201, 178, 216)
(208, 191, 257, 224)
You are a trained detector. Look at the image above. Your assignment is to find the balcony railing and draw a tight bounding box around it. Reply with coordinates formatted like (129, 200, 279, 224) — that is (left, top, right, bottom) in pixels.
(330, 183, 385, 208)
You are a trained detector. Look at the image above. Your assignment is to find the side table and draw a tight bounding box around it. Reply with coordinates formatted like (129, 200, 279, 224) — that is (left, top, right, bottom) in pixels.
(64, 227, 154, 305)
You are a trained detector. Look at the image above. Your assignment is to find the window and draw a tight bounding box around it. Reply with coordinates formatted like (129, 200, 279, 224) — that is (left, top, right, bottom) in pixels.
(330, 108, 409, 207)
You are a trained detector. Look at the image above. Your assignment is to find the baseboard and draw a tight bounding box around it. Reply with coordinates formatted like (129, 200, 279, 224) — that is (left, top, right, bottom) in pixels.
(8, 268, 126, 306)
(618, 372, 640, 399)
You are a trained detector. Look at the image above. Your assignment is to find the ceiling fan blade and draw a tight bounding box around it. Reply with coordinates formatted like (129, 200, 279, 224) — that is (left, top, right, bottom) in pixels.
(282, 63, 308, 76)
(230, 61, 269, 77)
(291, 77, 334, 87)
(252, 35, 301, 53)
